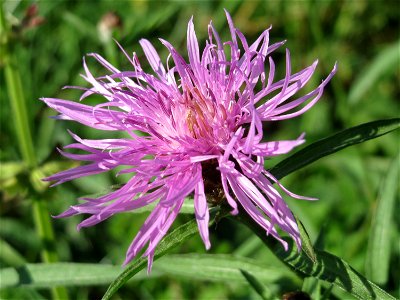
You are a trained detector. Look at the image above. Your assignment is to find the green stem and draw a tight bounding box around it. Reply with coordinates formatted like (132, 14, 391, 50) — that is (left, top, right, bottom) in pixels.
(1, 4, 68, 299)
(32, 198, 59, 263)
(1, 13, 36, 168)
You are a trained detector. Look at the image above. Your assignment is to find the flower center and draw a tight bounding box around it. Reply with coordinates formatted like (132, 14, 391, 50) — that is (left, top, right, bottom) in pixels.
(201, 159, 225, 205)
(186, 102, 213, 139)
(184, 86, 216, 139)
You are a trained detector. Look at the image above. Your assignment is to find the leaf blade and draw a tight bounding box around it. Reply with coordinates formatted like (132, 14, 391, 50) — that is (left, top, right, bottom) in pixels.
(349, 40, 400, 104)
(240, 269, 278, 300)
(237, 211, 396, 300)
(270, 118, 400, 180)
(296, 217, 317, 263)
(0, 263, 139, 289)
(101, 211, 217, 300)
(365, 153, 399, 284)
(155, 253, 297, 284)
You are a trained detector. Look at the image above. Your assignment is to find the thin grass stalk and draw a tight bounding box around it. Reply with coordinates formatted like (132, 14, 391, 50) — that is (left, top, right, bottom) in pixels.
(0, 3, 68, 299)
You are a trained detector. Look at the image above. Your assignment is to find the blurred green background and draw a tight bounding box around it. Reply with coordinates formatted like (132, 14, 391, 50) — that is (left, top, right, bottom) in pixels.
(1, 1, 399, 299)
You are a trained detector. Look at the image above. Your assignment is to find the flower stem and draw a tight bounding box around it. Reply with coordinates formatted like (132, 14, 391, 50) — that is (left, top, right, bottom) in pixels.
(1, 14, 36, 168)
(1, 3, 68, 299)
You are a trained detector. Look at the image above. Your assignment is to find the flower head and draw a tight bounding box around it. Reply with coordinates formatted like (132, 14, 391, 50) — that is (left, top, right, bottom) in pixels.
(43, 11, 336, 270)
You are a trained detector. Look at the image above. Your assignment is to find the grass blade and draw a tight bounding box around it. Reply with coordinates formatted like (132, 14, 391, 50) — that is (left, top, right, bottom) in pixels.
(101, 209, 218, 300)
(0, 253, 294, 292)
(240, 269, 278, 300)
(0, 239, 26, 267)
(270, 118, 400, 180)
(296, 217, 317, 263)
(237, 210, 396, 300)
(365, 153, 399, 284)
(349, 40, 400, 105)
(155, 253, 296, 284)
(0, 263, 125, 289)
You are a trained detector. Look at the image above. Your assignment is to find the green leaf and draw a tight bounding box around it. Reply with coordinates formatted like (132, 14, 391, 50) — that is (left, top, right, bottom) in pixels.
(349, 40, 400, 104)
(237, 211, 396, 300)
(2, 8, 37, 168)
(36, 108, 57, 164)
(0, 238, 26, 267)
(155, 253, 297, 284)
(296, 217, 317, 263)
(101, 210, 219, 300)
(301, 224, 328, 300)
(1, 263, 122, 288)
(0, 253, 295, 290)
(240, 269, 278, 300)
(270, 118, 400, 180)
(233, 235, 262, 256)
(366, 153, 399, 284)
(62, 12, 98, 40)
(0, 218, 41, 252)
(302, 276, 321, 300)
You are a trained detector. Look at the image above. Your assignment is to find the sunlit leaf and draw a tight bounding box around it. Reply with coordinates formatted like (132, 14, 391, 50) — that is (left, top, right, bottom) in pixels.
(270, 118, 400, 180)
(349, 40, 400, 105)
(240, 269, 278, 300)
(0, 238, 26, 267)
(0, 263, 153, 289)
(101, 210, 219, 300)
(233, 235, 262, 256)
(302, 276, 321, 300)
(156, 253, 297, 284)
(296, 217, 316, 263)
(301, 224, 328, 300)
(0, 263, 159, 289)
(0, 253, 296, 291)
(365, 153, 399, 284)
(62, 12, 98, 39)
(237, 211, 396, 300)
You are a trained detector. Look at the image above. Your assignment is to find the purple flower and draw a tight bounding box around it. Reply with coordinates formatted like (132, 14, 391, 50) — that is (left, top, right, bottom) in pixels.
(43, 11, 336, 270)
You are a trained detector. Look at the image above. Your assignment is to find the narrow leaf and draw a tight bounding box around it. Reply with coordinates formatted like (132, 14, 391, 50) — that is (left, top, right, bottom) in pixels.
(101, 210, 218, 300)
(0, 254, 296, 290)
(240, 269, 278, 300)
(349, 40, 400, 104)
(302, 224, 328, 300)
(302, 276, 321, 300)
(0, 263, 152, 289)
(155, 253, 297, 284)
(0, 238, 26, 267)
(270, 118, 400, 180)
(366, 153, 399, 284)
(233, 235, 262, 256)
(296, 217, 316, 263)
(0, 218, 41, 251)
(237, 211, 396, 300)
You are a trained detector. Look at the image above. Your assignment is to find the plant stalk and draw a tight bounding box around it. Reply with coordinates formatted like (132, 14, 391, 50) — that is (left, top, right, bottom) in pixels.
(1, 3, 68, 299)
